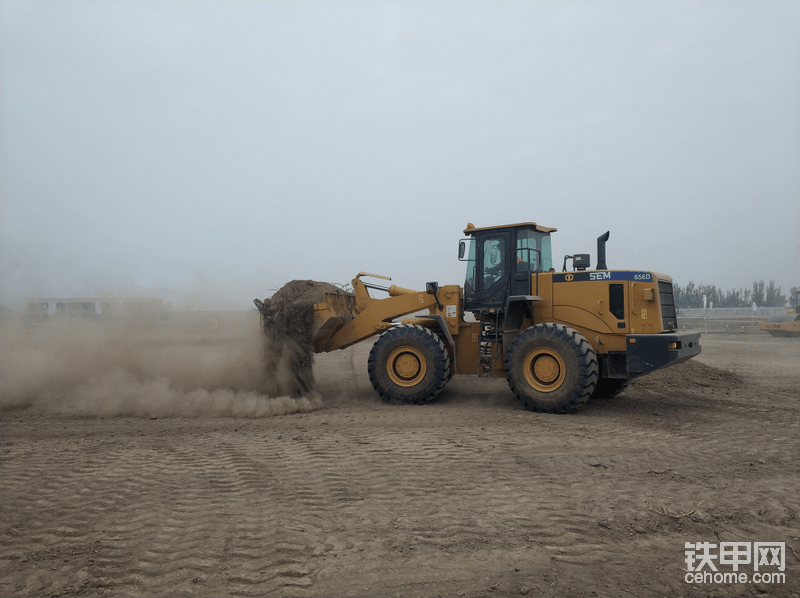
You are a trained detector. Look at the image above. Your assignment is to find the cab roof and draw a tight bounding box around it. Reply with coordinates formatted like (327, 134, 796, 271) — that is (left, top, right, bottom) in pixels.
(463, 222, 557, 235)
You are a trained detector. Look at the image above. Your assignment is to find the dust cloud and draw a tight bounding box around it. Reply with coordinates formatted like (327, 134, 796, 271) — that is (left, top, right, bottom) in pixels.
(0, 311, 324, 418)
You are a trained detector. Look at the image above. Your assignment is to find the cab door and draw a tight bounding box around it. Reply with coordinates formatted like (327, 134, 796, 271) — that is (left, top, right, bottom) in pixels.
(511, 227, 537, 296)
(478, 232, 511, 308)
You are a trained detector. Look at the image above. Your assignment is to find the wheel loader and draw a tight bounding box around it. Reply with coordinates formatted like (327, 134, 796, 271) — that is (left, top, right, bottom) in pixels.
(264, 222, 702, 413)
(759, 289, 800, 338)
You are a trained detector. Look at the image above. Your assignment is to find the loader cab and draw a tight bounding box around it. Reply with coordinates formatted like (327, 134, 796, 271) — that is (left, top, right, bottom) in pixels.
(460, 222, 555, 313)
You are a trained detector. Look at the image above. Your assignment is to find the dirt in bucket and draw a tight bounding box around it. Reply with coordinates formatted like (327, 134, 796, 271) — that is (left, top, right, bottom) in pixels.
(255, 280, 352, 397)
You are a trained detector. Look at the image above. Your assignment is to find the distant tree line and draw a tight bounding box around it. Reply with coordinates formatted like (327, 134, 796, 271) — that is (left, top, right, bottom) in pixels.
(672, 281, 795, 309)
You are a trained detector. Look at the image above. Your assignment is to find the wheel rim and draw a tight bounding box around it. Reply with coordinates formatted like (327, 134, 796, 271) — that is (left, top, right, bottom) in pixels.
(387, 346, 427, 387)
(523, 348, 566, 392)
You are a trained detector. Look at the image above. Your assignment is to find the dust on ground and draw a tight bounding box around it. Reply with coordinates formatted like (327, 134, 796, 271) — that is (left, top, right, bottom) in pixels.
(0, 309, 322, 418)
(1, 326, 798, 597)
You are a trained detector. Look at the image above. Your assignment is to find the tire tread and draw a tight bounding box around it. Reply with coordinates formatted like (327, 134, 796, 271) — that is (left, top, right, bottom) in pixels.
(505, 323, 598, 413)
(367, 325, 451, 404)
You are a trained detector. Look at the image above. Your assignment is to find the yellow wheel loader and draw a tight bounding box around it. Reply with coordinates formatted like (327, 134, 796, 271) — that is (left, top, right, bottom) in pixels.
(270, 222, 702, 413)
(759, 289, 800, 338)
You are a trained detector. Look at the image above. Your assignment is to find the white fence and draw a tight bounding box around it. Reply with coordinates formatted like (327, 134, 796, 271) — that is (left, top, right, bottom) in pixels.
(676, 307, 790, 319)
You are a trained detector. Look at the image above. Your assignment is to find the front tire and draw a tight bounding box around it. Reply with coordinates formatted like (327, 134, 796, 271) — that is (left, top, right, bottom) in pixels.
(368, 325, 451, 404)
(505, 323, 598, 413)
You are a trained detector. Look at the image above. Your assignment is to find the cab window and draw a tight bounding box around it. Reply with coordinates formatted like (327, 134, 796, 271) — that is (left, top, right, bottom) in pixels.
(515, 228, 553, 272)
(516, 229, 538, 271)
(539, 234, 553, 271)
(482, 236, 506, 288)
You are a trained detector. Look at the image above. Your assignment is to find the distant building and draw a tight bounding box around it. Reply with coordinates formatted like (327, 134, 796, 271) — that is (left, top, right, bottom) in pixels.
(24, 297, 165, 321)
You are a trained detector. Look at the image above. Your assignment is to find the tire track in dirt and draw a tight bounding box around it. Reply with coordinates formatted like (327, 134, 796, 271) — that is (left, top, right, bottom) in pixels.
(98, 438, 324, 597)
(4, 365, 797, 597)
(274, 426, 628, 568)
(3, 423, 631, 596)
(1, 434, 327, 597)
(4, 336, 798, 597)
(3, 401, 797, 596)
(534, 387, 799, 562)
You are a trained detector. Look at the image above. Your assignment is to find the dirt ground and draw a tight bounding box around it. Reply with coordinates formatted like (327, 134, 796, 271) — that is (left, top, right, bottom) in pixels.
(1, 324, 798, 597)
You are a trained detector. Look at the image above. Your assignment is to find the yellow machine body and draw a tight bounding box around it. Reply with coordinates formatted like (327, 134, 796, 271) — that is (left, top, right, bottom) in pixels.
(311, 270, 691, 375)
(758, 291, 800, 338)
(305, 223, 701, 412)
(759, 318, 800, 338)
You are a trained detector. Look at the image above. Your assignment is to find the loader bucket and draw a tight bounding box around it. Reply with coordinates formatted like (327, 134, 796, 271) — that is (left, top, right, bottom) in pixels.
(311, 292, 358, 352)
(255, 280, 357, 397)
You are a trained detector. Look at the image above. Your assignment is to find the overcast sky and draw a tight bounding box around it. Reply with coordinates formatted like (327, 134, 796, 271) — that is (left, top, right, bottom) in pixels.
(1, 0, 798, 308)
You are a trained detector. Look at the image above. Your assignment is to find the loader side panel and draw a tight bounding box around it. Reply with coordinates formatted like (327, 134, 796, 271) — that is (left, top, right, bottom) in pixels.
(552, 305, 614, 334)
(552, 274, 630, 335)
(627, 278, 663, 334)
(528, 270, 678, 355)
(531, 272, 554, 322)
(454, 322, 481, 375)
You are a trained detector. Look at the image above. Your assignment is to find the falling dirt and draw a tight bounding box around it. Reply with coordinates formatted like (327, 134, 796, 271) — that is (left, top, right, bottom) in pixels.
(255, 279, 352, 397)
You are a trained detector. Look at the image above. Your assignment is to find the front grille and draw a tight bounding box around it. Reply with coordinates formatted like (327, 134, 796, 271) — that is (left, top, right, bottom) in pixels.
(658, 280, 677, 331)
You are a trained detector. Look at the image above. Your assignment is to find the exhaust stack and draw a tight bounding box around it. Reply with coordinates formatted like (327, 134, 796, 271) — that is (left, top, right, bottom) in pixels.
(596, 231, 610, 270)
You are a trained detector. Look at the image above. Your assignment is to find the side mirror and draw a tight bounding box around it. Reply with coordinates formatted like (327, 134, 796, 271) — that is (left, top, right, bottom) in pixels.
(426, 281, 443, 310)
(458, 240, 465, 260)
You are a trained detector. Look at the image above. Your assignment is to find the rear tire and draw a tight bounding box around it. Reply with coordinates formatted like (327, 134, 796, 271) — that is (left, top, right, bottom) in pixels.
(590, 377, 630, 401)
(368, 325, 451, 404)
(505, 323, 598, 413)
